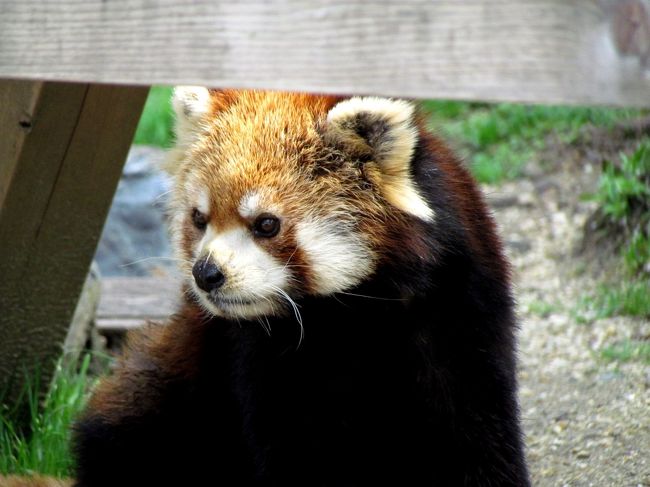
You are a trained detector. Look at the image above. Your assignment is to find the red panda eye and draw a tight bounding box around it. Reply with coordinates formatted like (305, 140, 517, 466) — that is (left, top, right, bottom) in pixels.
(253, 215, 280, 238)
(191, 208, 208, 231)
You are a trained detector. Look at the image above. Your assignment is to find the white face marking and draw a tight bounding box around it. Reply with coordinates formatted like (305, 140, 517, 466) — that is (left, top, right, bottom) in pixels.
(296, 218, 374, 295)
(192, 226, 290, 319)
(238, 191, 262, 219)
(197, 188, 210, 216)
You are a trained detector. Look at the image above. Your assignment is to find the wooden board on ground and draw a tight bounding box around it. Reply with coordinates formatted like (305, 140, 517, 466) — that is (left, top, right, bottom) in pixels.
(0, 1, 649, 107)
(0, 80, 148, 401)
(96, 276, 181, 335)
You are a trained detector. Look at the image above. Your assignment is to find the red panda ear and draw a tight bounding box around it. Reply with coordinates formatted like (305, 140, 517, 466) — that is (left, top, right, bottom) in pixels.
(325, 97, 434, 222)
(171, 86, 211, 142)
(164, 86, 212, 175)
(166, 87, 241, 175)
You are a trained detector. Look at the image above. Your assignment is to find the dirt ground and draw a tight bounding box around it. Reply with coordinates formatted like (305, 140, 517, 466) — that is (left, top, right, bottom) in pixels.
(485, 129, 650, 486)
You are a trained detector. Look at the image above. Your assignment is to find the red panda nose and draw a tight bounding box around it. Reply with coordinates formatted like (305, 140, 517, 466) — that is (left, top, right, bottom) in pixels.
(192, 258, 226, 292)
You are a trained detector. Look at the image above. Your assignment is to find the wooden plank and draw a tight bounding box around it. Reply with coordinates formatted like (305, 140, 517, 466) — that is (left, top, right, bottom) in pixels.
(97, 277, 180, 320)
(0, 81, 148, 401)
(0, 0, 649, 107)
(94, 277, 180, 344)
(96, 318, 158, 334)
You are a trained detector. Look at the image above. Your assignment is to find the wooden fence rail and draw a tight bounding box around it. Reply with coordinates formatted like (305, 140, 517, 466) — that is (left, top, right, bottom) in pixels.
(1, 0, 649, 107)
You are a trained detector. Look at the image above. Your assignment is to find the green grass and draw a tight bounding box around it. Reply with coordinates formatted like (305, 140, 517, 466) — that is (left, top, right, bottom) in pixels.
(624, 229, 650, 276)
(132, 86, 175, 148)
(573, 281, 650, 323)
(526, 299, 558, 318)
(593, 281, 650, 318)
(601, 339, 650, 364)
(422, 101, 641, 184)
(589, 140, 650, 222)
(0, 355, 95, 477)
(574, 141, 650, 323)
(589, 140, 650, 277)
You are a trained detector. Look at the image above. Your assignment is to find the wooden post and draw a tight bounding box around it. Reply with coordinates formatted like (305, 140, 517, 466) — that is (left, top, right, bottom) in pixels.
(0, 80, 148, 402)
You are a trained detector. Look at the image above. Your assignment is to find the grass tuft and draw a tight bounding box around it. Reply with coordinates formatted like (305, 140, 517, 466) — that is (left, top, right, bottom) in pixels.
(597, 141, 650, 278)
(590, 140, 650, 223)
(526, 299, 558, 318)
(0, 355, 95, 477)
(593, 281, 650, 319)
(573, 281, 650, 323)
(601, 339, 650, 364)
(422, 101, 641, 184)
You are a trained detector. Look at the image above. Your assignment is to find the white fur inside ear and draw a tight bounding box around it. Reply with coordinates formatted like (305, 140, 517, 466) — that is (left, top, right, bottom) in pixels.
(164, 86, 211, 175)
(197, 188, 210, 216)
(327, 97, 434, 222)
(172, 86, 211, 122)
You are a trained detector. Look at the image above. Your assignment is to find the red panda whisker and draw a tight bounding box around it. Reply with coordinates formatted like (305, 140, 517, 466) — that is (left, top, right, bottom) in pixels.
(281, 247, 300, 273)
(120, 256, 193, 267)
(269, 284, 304, 348)
(336, 291, 406, 302)
(265, 264, 309, 270)
(256, 315, 272, 336)
(259, 266, 302, 281)
(331, 294, 348, 307)
(154, 188, 175, 202)
(197, 312, 215, 328)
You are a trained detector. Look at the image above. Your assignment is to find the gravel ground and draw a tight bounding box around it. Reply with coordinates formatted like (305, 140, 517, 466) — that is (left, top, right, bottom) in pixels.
(486, 172, 650, 486)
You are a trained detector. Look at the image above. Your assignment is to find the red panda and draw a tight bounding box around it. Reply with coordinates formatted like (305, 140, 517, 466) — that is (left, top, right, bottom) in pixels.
(72, 89, 530, 486)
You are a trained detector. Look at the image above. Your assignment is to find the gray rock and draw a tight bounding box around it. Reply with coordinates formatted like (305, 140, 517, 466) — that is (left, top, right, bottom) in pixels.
(94, 146, 174, 277)
(507, 238, 532, 253)
(486, 193, 519, 208)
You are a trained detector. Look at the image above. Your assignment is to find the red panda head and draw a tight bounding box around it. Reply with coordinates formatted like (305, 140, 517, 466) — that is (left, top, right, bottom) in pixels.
(165, 88, 434, 320)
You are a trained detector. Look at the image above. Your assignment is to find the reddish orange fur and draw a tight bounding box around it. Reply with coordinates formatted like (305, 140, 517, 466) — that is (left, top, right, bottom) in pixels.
(86, 302, 207, 424)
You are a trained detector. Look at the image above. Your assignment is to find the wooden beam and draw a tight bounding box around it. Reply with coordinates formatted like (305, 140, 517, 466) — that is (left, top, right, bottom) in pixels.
(96, 277, 180, 322)
(0, 0, 649, 107)
(0, 81, 148, 400)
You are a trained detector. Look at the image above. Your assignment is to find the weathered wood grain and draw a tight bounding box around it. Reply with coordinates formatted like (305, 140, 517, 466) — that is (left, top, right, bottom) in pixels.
(0, 81, 42, 210)
(95, 318, 156, 334)
(0, 81, 148, 402)
(0, 0, 649, 106)
(97, 277, 180, 321)
(95, 276, 180, 348)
